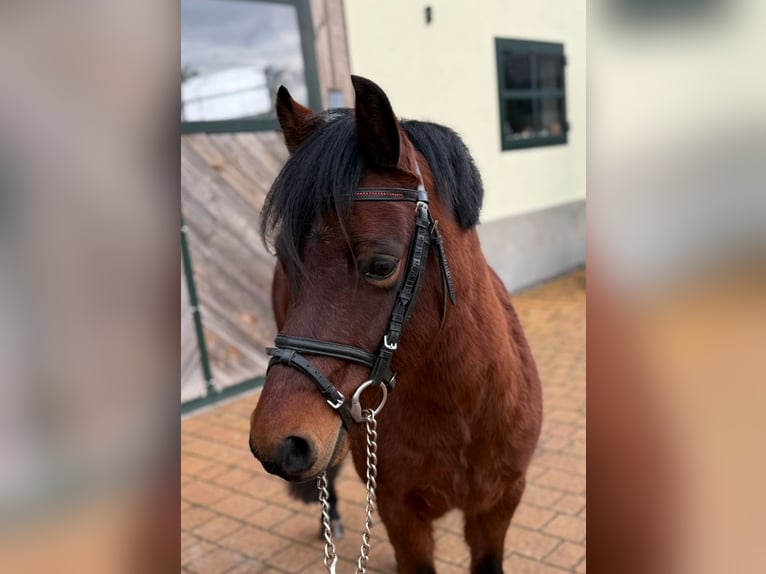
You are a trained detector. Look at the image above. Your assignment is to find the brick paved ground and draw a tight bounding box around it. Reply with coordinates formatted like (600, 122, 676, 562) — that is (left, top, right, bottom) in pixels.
(181, 269, 586, 573)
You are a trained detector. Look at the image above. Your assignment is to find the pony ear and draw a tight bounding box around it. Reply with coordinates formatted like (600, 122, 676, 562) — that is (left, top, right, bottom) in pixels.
(351, 75, 401, 169)
(275, 86, 324, 153)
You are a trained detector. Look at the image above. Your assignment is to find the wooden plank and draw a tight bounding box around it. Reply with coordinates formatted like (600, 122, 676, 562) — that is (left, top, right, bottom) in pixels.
(234, 132, 288, 179)
(182, 141, 263, 246)
(188, 135, 268, 214)
(181, 133, 281, 388)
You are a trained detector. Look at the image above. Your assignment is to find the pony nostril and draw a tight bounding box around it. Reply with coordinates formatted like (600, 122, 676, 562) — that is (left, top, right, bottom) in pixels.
(276, 435, 317, 476)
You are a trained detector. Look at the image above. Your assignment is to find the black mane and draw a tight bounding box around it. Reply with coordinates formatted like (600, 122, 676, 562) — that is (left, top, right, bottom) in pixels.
(260, 109, 483, 275)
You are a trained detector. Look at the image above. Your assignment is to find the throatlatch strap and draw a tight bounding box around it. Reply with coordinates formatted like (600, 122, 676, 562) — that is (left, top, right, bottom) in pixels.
(428, 215, 457, 305)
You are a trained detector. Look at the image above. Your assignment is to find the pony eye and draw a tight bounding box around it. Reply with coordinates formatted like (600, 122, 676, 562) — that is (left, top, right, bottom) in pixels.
(363, 256, 398, 281)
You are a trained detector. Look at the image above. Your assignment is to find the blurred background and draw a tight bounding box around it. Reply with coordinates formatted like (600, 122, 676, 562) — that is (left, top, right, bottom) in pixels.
(588, 1, 766, 573)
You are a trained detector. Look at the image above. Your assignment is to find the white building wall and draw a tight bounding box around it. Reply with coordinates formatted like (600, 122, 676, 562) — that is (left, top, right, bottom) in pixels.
(343, 0, 586, 223)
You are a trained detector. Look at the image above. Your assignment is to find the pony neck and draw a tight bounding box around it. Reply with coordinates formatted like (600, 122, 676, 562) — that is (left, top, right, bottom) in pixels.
(397, 231, 509, 401)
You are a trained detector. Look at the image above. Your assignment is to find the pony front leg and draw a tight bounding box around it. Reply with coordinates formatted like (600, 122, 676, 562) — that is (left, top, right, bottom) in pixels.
(377, 494, 437, 574)
(464, 477, 526, 574)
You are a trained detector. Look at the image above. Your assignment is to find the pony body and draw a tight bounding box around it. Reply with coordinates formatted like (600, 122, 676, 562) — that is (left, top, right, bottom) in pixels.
(250, 76, 542, 574)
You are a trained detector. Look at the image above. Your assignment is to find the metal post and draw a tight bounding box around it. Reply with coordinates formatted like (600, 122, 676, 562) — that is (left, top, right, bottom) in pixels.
(181, 215, 215, 397)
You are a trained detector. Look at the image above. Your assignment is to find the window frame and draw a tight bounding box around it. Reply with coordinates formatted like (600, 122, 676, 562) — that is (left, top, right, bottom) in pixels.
(181, 0, 322, 134)
(495, 38, 568, 151)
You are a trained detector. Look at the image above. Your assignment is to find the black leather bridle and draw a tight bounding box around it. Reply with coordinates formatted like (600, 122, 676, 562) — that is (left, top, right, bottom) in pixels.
(265, 175, 456, 430)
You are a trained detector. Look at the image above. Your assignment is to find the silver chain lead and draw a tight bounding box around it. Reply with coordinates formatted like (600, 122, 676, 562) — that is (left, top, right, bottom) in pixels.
(318, 409, 379, 574)
(356, 409, 379, 574)
(318, 472, 338, 573)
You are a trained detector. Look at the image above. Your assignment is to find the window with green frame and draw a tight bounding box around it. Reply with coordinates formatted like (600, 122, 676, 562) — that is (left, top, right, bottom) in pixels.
(181, 0, 321, 134)
(495, 38, 568, 151)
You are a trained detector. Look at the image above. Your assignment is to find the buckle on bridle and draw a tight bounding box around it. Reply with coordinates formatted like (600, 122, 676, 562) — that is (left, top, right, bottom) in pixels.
(383, 335, 398, 351)
(326, 392, 345, 410)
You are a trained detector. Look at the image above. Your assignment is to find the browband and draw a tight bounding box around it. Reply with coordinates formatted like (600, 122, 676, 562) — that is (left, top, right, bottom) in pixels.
(352, 187, 428, 203)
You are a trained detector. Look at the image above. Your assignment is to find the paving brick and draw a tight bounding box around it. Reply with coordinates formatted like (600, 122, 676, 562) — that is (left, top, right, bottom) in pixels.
(182, 455, 217, 477)
(431, 561, 469, 574)
(182, 481, 232, 506)
(217, 525, 292, 560)
(547, 423, 577, 439)
(216, 493, 267, 519)
(434, 531, 471, 565)
(522, 484, 565, 508)
(266, 543, 323, 571)
(183, 437, 223, 460)
(185, 547, 246, 574)
(539, 435, 570, 452)
(535, 470, 586, 495)
(182, 416, 210, 434)
(535, 452, 585, 476)
(433, 509, 463, 534)
(244, 504, 294, 529)
(182, 506, 217, 531)
(546, 409, 582, 424)
(214, 446, 253, 468)
(181, 536, 216, 567)
(504, 553, 571, 573)
(271, 512, 322, 542)
(224, 559, 267, 574)
(505, 525, 561, 561)
(565, 438, 586, 457)
(182, 531, 200, 550)
(550, 493, 586, 516)
(212, 467, 255, 488)
(193, 514, 246, 542)
(198, 463, 229, 481)
(512, 504, 557, 530)
(235, 480, 296, 507)
(543, 514, 586, 543)
(544, 541, 585, 570)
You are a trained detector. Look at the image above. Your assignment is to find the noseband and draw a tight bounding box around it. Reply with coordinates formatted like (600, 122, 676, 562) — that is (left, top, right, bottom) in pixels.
(265, 175, 456, 430)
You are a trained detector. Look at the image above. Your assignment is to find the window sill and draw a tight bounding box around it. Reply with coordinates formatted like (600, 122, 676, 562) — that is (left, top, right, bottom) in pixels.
(501, 135, 568, 151)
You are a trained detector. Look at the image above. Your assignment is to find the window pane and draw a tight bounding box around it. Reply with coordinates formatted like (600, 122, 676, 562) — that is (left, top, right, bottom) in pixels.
(504, 97, 566, 142)
(503, 99, 535, 140)
(503, 52, 532, 90)
(538, 97, 565, 137)
(181, 0, 306, 122)
(537, 53, 563, 90)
